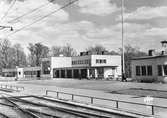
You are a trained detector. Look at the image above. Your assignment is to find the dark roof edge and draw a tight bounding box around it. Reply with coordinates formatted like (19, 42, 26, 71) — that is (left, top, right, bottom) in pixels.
(131, 55, 167, 60)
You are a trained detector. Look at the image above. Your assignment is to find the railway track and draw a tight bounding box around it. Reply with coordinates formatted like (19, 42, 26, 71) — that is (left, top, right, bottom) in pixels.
(0, 112, 11, 118)
(0, 93, 134, 118)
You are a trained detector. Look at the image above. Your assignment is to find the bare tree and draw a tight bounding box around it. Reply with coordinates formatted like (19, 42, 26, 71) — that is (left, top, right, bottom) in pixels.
(119, 44, 147, 77)
(62, 43, 77, 57)
(50, 46, 62, 57)
(86, 45, 107, 54)
(28, 43, 49, 66)
(13, 43, 27, 67)
(51, 44, 77, 57)
(27, 43, 36, 66)
(0, 39, 12, 68)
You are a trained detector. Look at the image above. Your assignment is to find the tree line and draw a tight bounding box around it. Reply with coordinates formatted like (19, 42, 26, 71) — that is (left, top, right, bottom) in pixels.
(0, 39, 147, 77)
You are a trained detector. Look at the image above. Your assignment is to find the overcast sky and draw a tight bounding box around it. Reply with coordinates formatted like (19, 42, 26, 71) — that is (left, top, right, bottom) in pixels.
(0, 0, 167, 54)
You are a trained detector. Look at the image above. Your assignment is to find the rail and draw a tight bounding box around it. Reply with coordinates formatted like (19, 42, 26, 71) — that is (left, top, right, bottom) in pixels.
(0, 84, 24, 91)
(46, 90, 167, 116)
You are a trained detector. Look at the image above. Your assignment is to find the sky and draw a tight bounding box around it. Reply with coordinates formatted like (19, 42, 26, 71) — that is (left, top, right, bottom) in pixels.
(0, 0, 167, 54)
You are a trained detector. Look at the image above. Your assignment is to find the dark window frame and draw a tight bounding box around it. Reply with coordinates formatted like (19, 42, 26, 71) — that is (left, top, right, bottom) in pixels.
(141, 66, 147, 76)
(147, 65, 152, 76)
(136, 66, 140, 76)
(164, 65, 167, 75)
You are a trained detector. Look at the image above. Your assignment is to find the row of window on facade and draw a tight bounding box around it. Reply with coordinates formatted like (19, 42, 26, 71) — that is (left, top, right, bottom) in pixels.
(72, 59, 107, 65)
(96, 59, 106, 64)
(24, 71, 37, 75)
(136, 65, 152, 76)
(72, 59, 91, 65)
(136, 65, 167, 76)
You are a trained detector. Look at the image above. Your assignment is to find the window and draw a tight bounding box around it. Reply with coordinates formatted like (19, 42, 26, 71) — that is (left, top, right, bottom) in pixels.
(136, 66, 140, 76)
(158, 65, 162, 76)
(147, 66, 152, 76)
(141, 66, 146, 76)
(96, 59, 106, 64)
(96, 59, 100, 63)
(104, 60, 106, 63)
(164, 65, 167, 75)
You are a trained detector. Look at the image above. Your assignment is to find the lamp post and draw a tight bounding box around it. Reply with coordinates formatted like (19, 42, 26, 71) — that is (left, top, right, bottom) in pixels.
(0, 25, 13, 31)
(121, 0, 126, 81)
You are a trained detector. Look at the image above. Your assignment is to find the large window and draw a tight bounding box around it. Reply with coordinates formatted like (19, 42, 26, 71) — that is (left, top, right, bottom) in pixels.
(147, 66, 152, 76)
(158, 65, 162, 76)
(136, 66, 140, 76)
(72, 59, 91, 65)
(141, 66, 146, 76)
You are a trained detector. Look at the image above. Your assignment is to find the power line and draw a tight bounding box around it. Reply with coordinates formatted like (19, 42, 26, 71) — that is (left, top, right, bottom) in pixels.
(8, 1, 51, 23)
(6, 0, 79, 38)
(1, 0, 16, 21)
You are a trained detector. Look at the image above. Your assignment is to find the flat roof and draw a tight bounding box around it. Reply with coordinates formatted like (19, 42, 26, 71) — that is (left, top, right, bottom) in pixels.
(23, 66, 41, 71)
(131, 55, 167, 60)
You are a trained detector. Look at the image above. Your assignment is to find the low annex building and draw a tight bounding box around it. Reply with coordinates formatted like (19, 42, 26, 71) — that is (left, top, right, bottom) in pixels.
(41, 52, 121, 79)
(2, 66, 41, 79)
(131, 41, 167, 83)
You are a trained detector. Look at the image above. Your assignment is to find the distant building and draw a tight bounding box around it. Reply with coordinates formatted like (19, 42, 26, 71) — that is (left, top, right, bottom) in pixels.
(2, 52, 122, 80)
(2, 66, 41, 80)
(41, 52, 121, 79)
(131, 41, 167, 83)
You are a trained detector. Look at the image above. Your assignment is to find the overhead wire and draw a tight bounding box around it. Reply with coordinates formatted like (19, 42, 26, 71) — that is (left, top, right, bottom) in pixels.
(6, 0, 79, 38)
(8, 1, 51, 23)
(1, 0, 16, 21)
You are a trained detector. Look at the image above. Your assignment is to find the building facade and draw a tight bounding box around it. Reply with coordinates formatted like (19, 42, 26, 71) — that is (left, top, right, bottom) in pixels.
(131, 41, 167, 83)
(41, 54, 121, 79)
(2, 53, 121, 80)
(131, 55, 167, 83)
(2, 66, 41, 79)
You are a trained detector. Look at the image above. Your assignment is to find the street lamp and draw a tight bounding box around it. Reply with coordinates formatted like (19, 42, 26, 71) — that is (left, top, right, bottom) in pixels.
(0, 25, 13, 31)
(121, 0, 126, 81)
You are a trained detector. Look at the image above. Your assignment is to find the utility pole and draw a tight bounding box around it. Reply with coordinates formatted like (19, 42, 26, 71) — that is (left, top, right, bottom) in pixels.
(121, 0, 126, 81)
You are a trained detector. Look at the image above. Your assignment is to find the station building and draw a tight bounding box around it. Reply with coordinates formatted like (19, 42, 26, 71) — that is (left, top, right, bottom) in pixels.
(2, 52, 121, 80)
(2, 66, 41, 79)
(41, 53, 122, 79)
(131, 41, 167, 83)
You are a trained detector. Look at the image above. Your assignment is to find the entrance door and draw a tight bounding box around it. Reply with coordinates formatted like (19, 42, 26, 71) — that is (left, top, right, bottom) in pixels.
(61, 70, 65, 78)
(73, 69, 79, 78)
(67, 70, 72, 78)
(37, 71, 41, 78)
(81, 69, 87, 78)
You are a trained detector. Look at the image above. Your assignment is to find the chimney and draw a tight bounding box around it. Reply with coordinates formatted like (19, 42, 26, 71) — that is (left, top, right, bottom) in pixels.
(148, 49, 155, 56)
(80, 52, 83, 56)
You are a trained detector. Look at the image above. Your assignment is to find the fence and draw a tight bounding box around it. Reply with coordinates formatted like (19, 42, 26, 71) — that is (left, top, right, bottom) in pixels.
(46, 90, 167, 116)
(0, 84, 24, 91)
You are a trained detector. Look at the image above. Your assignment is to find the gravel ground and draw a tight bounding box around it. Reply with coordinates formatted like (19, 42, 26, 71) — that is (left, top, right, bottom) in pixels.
(0, 79, 167, 117)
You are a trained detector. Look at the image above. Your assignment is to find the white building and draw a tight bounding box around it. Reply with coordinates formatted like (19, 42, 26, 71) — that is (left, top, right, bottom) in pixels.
(41, 54, 121, 79)
(2, 66, 41, 80)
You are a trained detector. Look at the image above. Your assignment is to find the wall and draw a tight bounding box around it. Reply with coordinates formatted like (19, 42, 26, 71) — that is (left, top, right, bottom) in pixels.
(91, 55, 121, 67)
(17, 68, 24, 79)
(131, 58, 157, 82)
(91, 55, 121, 77)
(50, 57, 72, 78)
